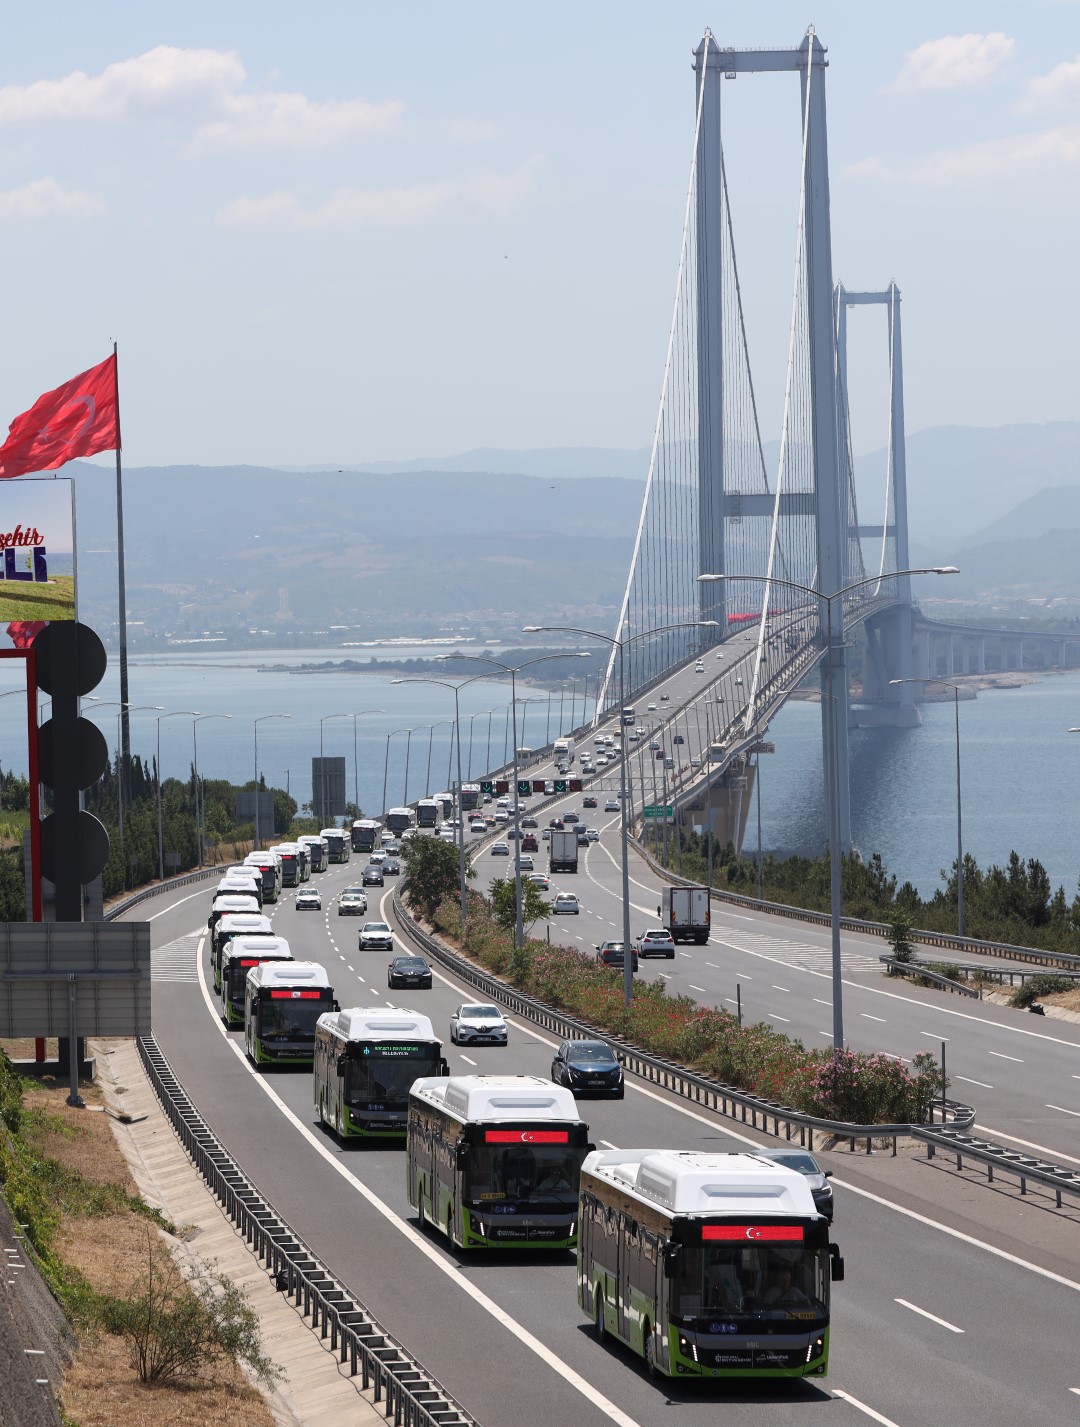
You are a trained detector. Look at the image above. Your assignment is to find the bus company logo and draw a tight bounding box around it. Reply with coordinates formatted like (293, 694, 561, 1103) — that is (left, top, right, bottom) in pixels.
(0, 525, 47, 583)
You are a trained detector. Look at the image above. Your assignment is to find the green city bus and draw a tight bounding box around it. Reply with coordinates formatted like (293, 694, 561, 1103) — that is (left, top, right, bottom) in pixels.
(577, 1149, 844, 1380)
(243, 960, 335, 1066)
(211, 913, 274, 992)
(314, 1007, 446, 1141)
(407, 1074, 592, 1250)
(219, 937, 292, 1028)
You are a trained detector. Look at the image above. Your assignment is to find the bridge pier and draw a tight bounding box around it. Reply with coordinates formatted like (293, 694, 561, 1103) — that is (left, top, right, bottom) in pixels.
(679, 760, 754, 852)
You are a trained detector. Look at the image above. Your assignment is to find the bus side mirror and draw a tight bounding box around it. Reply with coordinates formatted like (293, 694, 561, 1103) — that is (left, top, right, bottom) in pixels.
(830, 1244, 845, 1282)
(439, 1058, 450, 1076)
(662, 1243, 682, 1280)
(332, 1001, 340, 1012)
(337, 1054, 347, 1076)
(456, 1143, 469, 1169)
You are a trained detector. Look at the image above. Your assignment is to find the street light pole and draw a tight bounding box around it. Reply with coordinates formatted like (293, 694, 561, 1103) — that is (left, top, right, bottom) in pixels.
(699, 565, 959, 1054)
(192, 714, 231, 866)
(394, 673, 499, 933)
(382, 728, 413, 818)
(437, 652, 591, 950)
(157, 710, 200, 880)
(893, 677, 965, 937)
(524, 620, 719, 1006)
(253, 715, 291, 850)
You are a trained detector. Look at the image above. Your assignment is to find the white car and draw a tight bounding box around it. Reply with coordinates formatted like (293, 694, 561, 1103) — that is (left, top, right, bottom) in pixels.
(695, 662, 705, 672)
(450, 1003, 509, 1046)
(295, 888, 322, 911)
(470, 819, 487, 833)
(636, 928, 676, 959)
(359, 921, 394, 951)
(337, 889, 368, 915)
(647, 702, 657, 711)
(552, 892, 580, 915)
(604, 799, 620, 812)
(491, 842, 511, 856)
(528, 872, 551, 890)
(518, 854, 535, 871)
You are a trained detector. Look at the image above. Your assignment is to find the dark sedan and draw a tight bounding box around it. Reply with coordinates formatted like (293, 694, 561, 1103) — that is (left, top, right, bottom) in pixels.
(387, 955, 433, 990)
(596, 940, 639, 972)
(551, 1039, 624, 1099)
(382, 858, 401, 876)
(361, 864, 385, 887)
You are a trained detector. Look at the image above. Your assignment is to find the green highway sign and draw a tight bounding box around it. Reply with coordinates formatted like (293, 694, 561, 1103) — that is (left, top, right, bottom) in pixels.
(643, 805, 673, 819)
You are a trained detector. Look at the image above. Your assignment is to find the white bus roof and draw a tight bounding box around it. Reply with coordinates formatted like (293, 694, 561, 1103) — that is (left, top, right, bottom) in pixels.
(297, 833, 326, 845)
(411, 1074, 580, 1123)
(269, 842, 300, 854)
(320, 827, 344, 838)
(222, 936, 292, 963)
(216, 914, 273, 935)
(386, 807, 414, 817)
(353, 818, 381, 827)
(581, 1149, 816, 1218)
(318, 1006, 437, 1043)
(247, 960, 331, 990)
(212, 894, 260, 912)
(245, 851, 280, 865)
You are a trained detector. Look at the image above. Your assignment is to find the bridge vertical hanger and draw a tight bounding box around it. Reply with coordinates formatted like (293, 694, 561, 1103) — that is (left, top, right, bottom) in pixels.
(694, 33, 725, 639)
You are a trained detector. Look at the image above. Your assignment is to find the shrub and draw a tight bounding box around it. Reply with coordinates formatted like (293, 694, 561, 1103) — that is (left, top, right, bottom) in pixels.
(1010, 973, 1077, 1008)
(888, 917, 916, 964)
(102, 1228, 280, 1387)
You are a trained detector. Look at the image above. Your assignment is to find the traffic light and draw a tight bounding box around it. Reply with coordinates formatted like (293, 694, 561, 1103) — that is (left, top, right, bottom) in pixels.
(553, 779, 566, 793)
(569, 778, 582, 793)
(517, 781, 531, 797)
(531, 779, 546, 794)
(480, 781, 494, 794)
(495, 780, 510, 795)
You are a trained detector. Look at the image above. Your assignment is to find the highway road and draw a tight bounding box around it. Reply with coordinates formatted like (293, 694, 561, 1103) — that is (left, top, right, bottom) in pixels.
(128, 857, 1080, 1427)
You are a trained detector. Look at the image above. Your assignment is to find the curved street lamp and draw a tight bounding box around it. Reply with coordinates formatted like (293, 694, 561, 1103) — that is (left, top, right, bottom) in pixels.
(393, 671, 494, 930)
(192, 714, 232, 866)
(157, 710, 201, 879)
(253, 715, 291, 850)
(524, 620, 718, 1004)
(437, 651, 591, 950)
(698, 566, 959, 1054)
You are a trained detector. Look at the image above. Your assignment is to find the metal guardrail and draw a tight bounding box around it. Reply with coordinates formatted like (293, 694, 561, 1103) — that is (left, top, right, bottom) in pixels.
(880, 957, 981, 998)
(912, 1125, 1080, 1209)
(392, 892, 974, 1154)
(136, 1035, 477, 1427)
(631, 839, 1080, 972)
(104, 865, 223, 921)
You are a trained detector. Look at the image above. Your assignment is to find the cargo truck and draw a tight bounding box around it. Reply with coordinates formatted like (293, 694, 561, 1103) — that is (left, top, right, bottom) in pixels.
(660, 884, 711, 944)
(548, 828, 579, 874)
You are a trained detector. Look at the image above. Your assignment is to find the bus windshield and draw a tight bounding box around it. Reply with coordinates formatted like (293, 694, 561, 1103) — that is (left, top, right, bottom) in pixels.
(257, 995, 330, 1039)
(345, 1049, 442, 1103)
(465, 1141, 584, 1203)
(671, 1241, 828, 1323)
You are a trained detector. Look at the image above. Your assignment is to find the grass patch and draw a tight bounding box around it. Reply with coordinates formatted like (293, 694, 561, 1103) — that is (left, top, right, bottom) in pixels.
(0, 574, 75, 621)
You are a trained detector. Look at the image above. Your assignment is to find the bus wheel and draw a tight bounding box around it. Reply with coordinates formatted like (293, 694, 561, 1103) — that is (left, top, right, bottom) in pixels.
(594, 1288, 607, 1342)
(446, 1204, 455, 1242)
(417, 1195, 427, 1233)
(643, 1323, 657, 1379)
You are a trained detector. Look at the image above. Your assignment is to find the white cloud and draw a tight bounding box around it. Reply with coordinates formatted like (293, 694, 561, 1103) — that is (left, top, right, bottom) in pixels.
(845, 125, 1080, 184)
(0, 177, 105, 219)
(0, 45, 402, 149)
(888, 33, 1015, 94)
(0, 45, 245, 123)
(193, 92, 402, 151)
(219, 162, 539, 229)
(1017, 54, 1080, 111)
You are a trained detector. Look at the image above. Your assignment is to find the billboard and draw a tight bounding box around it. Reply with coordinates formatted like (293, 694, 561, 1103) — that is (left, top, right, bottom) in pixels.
(0, 477, 75, 627)
(0, 921, 150, 1037)
(312, 756, 346, 824)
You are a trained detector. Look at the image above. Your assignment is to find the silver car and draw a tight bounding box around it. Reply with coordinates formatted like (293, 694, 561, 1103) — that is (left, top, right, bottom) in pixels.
(753, 1148, 834, 1221)
(450, 1003, 509, 1046)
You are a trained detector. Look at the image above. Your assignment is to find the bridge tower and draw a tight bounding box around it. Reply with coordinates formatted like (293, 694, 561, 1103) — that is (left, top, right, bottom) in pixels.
(837, 283, 918, 726)
(693, 30, 853, 848)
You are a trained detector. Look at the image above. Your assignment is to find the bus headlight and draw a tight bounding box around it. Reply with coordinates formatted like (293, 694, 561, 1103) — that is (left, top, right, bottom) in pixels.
(806, 1335, 825, 1362)
(678, 1334, 699, 1362)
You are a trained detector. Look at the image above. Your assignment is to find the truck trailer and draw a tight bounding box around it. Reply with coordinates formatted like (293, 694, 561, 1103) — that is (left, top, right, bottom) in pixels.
(661, 885, 711, 944)
(548, 828, 579, 874)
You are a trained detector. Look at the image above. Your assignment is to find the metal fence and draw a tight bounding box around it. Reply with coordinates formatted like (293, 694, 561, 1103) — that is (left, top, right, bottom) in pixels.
(392, 892, 975, 1153)
(136, 1036, 477, 1427)
(912, 1125, 1080, 1209)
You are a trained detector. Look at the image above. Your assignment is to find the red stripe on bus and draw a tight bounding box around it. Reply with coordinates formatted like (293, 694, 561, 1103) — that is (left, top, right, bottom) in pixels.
(484, 1130, 570, 1144)
(269, 989, 324, 999)
(703, 1225, 804, 1241)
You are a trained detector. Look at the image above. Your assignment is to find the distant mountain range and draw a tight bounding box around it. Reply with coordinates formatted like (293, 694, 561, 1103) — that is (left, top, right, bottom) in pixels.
(64, 419, 1080, 644)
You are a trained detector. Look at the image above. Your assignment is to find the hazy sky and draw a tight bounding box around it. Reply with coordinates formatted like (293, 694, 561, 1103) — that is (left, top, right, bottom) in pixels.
(1, 2, 1077, 467)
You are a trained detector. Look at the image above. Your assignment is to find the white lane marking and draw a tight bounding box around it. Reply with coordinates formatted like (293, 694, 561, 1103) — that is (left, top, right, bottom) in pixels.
(956, 1076, 993, 1089)
(147, 888, 214, 921)
(832, 1176, 1080, 1294)
(678, 951, 692, 959)
(988, 1051, 1023, 1062)
(813, 998, 832, 1007)
(894, 1298, 964, 1334)
(769, 1013, 790, 1023)
(599, 1140, 619, 1150)
(1070, 1388, 1080, 1396)
(771, 985, 789, 993)
(460, 1055, 477, 1066)
(706, 961, 719, 968)
(831, 1389, 903, 1426)
(920, 1032, 947, 1041)
(192, 943, 644, 1427)
(1047, 1103, 1080, 1118)
(860, 1014, 886, 1022)
(689, 985, 707, 993)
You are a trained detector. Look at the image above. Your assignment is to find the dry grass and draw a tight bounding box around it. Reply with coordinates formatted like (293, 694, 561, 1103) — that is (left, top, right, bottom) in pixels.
(18, 1080, 275, 1427)
(1045, 987, 1080, 1014)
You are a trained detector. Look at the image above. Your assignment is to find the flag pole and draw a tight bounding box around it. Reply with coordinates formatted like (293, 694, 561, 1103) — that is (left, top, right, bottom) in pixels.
(112, 342, 130, 806)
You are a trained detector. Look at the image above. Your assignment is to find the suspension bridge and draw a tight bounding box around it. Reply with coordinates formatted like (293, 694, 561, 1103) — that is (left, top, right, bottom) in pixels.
(590, 28, 1074, 856)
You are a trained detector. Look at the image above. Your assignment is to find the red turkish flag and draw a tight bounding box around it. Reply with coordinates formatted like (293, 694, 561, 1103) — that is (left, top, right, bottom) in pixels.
(0, 353, 119, 478)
